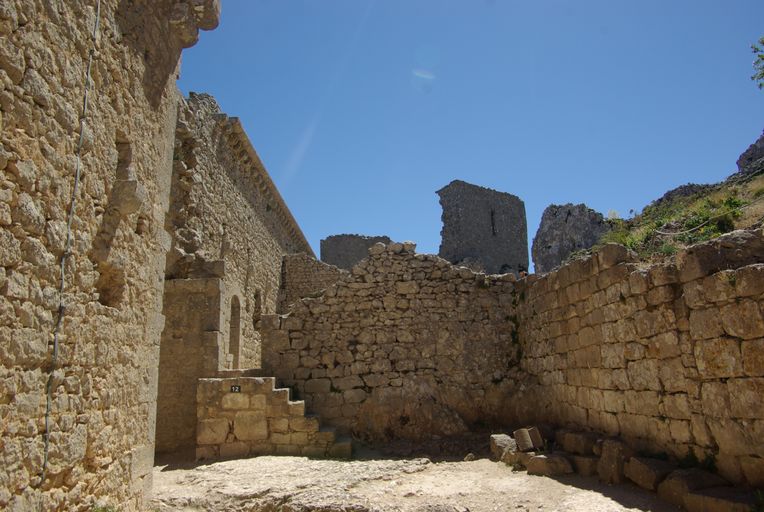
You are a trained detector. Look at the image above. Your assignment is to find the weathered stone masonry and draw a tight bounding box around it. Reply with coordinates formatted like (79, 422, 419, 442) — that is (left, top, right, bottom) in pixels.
(1, 1, 219, 510)
(261, 241, 527, 442)
(438, 180, 528, 275)
(156, 93, 312, 454)
(262, 229, 764, 487)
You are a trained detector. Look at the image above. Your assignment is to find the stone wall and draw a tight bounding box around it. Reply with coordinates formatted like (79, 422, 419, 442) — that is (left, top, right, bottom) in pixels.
(0, 1, 218, 509)
(260, 242, 525, 442)
(277, 253, 346, 313)
(155, 93, 313, 454)
(156, 278, 226, 453)
(260, 230, 764, 486)
(437, 180, 528, 275)
(166, 93, 313, 365)
(515, 229, 764, 486)
(320, 234, 391, 270)
(196, 375, 351, 460)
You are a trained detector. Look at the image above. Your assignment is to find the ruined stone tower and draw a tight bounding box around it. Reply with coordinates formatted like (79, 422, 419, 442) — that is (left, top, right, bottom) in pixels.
(437, 180, 528, 275)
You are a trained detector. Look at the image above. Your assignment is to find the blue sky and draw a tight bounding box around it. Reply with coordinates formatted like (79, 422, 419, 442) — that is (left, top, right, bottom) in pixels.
(178, 0, 764, 269)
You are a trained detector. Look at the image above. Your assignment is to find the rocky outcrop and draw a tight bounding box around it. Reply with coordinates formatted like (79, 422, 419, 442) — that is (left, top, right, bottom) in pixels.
(531, 203, 610, 274)
(735, 130, 764, 173)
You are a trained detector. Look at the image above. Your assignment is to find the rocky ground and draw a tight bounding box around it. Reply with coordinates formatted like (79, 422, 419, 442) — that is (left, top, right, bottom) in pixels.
(150, 455, 678, 512)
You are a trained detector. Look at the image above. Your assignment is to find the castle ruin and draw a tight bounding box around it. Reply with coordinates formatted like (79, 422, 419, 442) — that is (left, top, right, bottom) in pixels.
(320, 234, 392, 270)
(1, 1, 763, 510)
(437, 180, 528, 275)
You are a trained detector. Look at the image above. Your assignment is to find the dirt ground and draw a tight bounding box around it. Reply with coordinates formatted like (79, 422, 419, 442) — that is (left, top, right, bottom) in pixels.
(150, 454, 679, 512)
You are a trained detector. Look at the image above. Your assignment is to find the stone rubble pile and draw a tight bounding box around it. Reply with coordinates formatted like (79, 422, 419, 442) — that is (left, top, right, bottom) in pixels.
(489, 428, 758, 512)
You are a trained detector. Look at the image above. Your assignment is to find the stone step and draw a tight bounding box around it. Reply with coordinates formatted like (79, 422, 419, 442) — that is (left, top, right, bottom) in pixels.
(197, 375, 352, 462)
(272, 387, 291, 402)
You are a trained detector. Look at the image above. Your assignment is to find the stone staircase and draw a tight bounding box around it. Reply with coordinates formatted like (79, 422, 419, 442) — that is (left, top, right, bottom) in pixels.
(196, 373, 352, 460)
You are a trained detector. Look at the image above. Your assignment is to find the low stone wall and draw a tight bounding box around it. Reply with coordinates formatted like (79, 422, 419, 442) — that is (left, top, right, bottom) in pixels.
(277, 253, 346, 313)
(515, 229, 764, 486)
(260, 230, 764, 486)
(261, 242, 524, 442)
(196, 376, 350, 459)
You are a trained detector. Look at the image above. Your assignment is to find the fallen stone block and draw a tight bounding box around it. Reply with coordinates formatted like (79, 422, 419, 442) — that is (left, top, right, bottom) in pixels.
(526, 453, 574, 477)
(561, 431, 600, 455)
(513, 427, 544, 452)
(657, 468, 729, 508)
(624, 457, 676, 491)
(683, 486, 756, 512)
(513, 451, 537, 468)
(489, 434, 516, 461)
(597, 439, 634, 484)
(570, 455, 599, 477)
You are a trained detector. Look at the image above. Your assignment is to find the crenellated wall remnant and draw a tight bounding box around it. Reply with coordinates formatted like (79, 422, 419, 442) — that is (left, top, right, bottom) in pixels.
(261, 229, 764, 486)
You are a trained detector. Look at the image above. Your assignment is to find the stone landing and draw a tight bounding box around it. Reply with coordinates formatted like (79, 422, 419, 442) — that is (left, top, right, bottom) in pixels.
(195, 376, 352, 460)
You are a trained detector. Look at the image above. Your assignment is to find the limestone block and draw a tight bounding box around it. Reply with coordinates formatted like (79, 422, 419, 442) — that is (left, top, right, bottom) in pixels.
(560, 431, 599, 455)
(219, 442, 249, 459)
(0, 37, 25, 83)
(526, 453, 574, 476)
(197, 419, 229, 445)
(597, 244, 634, 270)
(720, 300, 764, 340)
(740, 456, 764, 487)
(489, 433, 515, 461)
(597, 439, 634, 484)
(12, 193, 45, 235)
(304, 378, 330, 393)
(513, 427, 544, 452)
(694, 338, 743, 379)
(742, 339, 764, 376)
(727, 378, 764, 419)
(250, 395, 266, 410)
(268, 418, 288, 433)
(233, 412, 267, 441)
(684, 487, 756, 512)
(328, 438, 352, 459)
(0, 229, 21, 267)
(290, 416, 319, 432)
(624, 457, 676, 491)
(111, 179, 147, 216)
(195, 446, 217, 460)
(570, 455, 599, 476)
(700, 382, 730, 418)
(736, 264, 764, 297)
(343, 389, 366, 404)
(626, 359, 661, 391)
(221, 393, 249, 409)
(677, 229, 764, 283)
(657, 469, 729, 508)
(396, 281, 419, 294)
(689, 309, 725, 340)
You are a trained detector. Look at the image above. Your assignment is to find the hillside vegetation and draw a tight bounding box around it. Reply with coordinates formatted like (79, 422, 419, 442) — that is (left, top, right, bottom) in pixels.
(592, 158, 764, 262)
